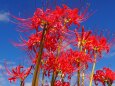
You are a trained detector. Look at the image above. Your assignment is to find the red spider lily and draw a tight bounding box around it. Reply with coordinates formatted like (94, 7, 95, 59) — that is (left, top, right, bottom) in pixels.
(44, 32, 59, 52)
(43, 49, 92, 77)
(52, 5, 90, 27)
(103, 67, 115, 80)
(26, 33, 42, 51)
(54, 80, 70, 86)
(93, 67, 115, 86)
(12, 5, 89, 32)
(85, 36, 110, 56)
(43, 51, 74, 76)
(43, 52, 59, 74)
(13, 32, 42, 52)
(15, 31, 63, 52)
(73, 51, 93, 63)
(68, 50, 93, 69)
(74, 27, 110, 57)
(14, 33, 57, 53)
(5, 65, 32, 83)
(31, 51, 49, 65)
(58, 52, 75, 75)
(75, 26, 92, 48)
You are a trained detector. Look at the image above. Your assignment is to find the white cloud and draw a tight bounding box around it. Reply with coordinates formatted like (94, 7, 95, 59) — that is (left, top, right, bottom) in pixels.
(25, 82, 31, 86)
(0, 12, 9, 22)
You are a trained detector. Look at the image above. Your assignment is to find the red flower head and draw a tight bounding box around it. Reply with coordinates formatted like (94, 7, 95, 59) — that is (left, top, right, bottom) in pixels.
(43, 52, 59, 74)
(86, 36, 110, 56)
(5, 65, 32, 83)
(69, 50, 93, 69)
(12, 5, 89, 33)
(26, 32, 42, 51)
(58, 52, 75, 75)
(43, 51, 74, 76)
(75, 26, 92, 48)
(54, 80, 70, 86)
(93, 67, 115, 86)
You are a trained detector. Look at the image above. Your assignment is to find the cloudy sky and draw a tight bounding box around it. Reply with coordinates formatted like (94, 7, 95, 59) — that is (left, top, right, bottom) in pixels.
(0, 0, 115, 86)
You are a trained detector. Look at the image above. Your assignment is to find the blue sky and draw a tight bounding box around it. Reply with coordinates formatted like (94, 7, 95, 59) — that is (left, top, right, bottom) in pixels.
(0, 0, 115, 86)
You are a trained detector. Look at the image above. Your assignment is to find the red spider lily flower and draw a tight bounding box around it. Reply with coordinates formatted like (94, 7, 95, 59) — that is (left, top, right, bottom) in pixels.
(86, 36, 110, 56)
(54, 80, 70, 86)
(18, 33, 58, 52)
(93, 70, 106, 86)
(12, 5, 89, 32)
(26, 33, 41, 51)
(68, 50, 93, 69)
(53, 5, 90, 27)
(103, 67, 115, 81)
(73, 51, 93, 63)
(15, 30, 65, 53)
(58, 52, 75, 75)
(44, 33, 59, 52)
(43, 51, 74, 76)
(43, 52, 59, 74)
(5, 65, 32, 83)
(31, 51, 48, 65)
(93, 67, 115, 86)
(13, 32, 42, 52)
(75, 26, 92, 48)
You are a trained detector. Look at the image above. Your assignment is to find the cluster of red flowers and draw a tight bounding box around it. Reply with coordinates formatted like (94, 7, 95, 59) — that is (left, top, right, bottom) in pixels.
(75, 26, 110, 57)
(93, 67, 115, 86)
(5, 3, 114, 86)
(54, 80, 70, 86)
(5, 65, 32, 83)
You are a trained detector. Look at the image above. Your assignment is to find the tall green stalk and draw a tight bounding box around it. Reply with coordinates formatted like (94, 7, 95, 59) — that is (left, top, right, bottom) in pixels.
(32, 25, 47, 86)
(107, 81, 112, 86)
(51, 72, 55, 86)
(51, 39, 62, 86)
(81, 67, 85, 86)
(81, 49, 86, 86)
(77, 62, 80, 86)
(20, 80, 24, 86)
(89, 54, 97, 86)
(77, 46, 82, 86)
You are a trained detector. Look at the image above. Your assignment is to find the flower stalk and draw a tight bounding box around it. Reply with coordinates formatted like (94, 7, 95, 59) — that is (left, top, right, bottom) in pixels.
(107, 80, 112, 86)
(81, 67, 85, 86)
(20, 80, 24, 86)
(32, 25, 47, 86)
(77, 62, 80, 86)
(51, 38, 62, 86)
(81, 49, 87, 86)
(89, 54, 97, 86)
(51, 72, 55, 86)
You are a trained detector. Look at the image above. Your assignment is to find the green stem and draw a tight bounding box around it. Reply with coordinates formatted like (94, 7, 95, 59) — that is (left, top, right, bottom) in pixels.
(51, 38, 62, 86)
(61, 74, 64, 85)
(107, 80, 112, 86)
(54, 72, 58, 81)
(77, 62, 80, 86)
(51, 72, 55, 86)
(81, 49, 86, 86)
(89, 54, 97, 86)
(20, 80, 24, 86)
(108, 84, 112, 86)
(81, 67, 85, 86)
(77, 46, 83, 86)
(32, 25, 47, 86)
